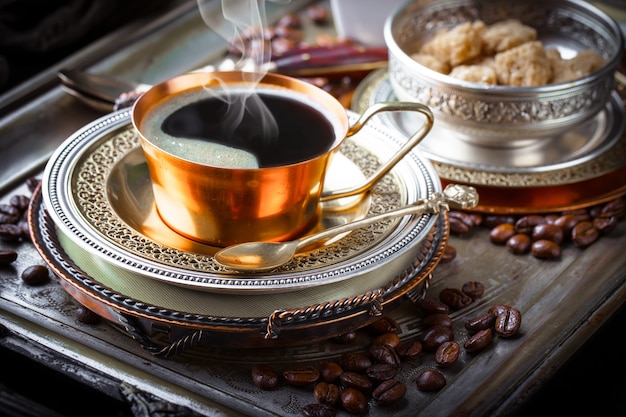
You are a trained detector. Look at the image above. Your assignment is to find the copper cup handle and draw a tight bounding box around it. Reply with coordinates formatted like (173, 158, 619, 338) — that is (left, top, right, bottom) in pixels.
(320, 101, 434, 202)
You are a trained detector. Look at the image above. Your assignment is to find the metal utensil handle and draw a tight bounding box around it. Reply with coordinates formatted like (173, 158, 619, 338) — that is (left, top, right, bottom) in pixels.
(320, 101, 434, 202)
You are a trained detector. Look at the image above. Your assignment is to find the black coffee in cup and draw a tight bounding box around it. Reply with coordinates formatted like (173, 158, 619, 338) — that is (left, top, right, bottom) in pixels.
(140, 87, 337, 169)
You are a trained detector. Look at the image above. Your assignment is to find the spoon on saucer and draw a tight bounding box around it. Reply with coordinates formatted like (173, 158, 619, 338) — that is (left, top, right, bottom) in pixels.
(214, 184, 479, 272)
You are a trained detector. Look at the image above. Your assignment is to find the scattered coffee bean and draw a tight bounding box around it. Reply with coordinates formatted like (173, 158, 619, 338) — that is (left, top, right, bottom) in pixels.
(571, 221, 599, 247)
(418, 297, 450, 315)
(421, 325, 454, 352)
(494, 306, 522, 338)
(532, 223, 564, 245)
(439, 288, 473, 310)
(531, 239, 561, 259)
(441, 244, 457, 262)
(339, 372, 373, 392)
(313, 382, 340, 406)
(435, 341, 461, 367)
(464, 312, 496, 334)
(372, 332, 400, 349)
(506, 233, 531, 255)
(319, 362, 343, 384)
(369, 343, 401, 367)
(0, 249, 18, 265)
(302, 403, 336, 417)
(330, 330, 357, 344)
(368, 316, 398, 334)
(489, 223, 516, 245)
(415, 369, 446, 391)
(340, 352, 372, 373)
(449, 216, 471, 234)
(75, 304, 100, 325)
(372, 379, 406, 405)
(515, 215, 547, 234)
(423, 313, 453, 328)
(20, 264, 49, 286)
(461, 281, 485, 299)
(464, 328, 493, 352)
(395, 340, 423, 361)
(252, 364, 280, 390)
(283, 366, 320, 387)
(0, 223, 22, 242)
(340, 388, 369, 415)
(365, 363, 397, 382)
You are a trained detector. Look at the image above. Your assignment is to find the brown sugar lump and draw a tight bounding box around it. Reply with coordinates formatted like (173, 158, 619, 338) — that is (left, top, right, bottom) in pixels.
(481, 19, 537, 55)
(448, 64, 498, 84)
(410, 53, 451, 74)
(494, 41, 552, 86)
(548, 48, 607, 83)
(419, 20, 487, 67)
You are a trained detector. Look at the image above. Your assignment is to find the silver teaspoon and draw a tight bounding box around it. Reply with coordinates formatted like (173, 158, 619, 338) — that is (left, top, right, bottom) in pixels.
(214, 184, 478, 272)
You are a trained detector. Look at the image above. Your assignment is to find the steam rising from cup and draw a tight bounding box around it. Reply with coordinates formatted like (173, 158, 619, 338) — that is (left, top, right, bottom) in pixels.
(196, 0, 281, 144)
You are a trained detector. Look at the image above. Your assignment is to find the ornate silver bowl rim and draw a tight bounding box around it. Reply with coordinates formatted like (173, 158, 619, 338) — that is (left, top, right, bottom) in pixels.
(384, 0, 625, 144)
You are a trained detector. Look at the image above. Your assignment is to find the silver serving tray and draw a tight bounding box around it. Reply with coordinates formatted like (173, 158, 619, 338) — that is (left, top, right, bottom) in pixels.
(41, 109, 442, 294)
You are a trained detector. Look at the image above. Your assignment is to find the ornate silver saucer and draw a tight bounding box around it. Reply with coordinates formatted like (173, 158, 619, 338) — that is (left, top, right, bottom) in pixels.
(41, 109, 442, 293)
(30, 182, 449, 348)
(353, 68, 626, 213)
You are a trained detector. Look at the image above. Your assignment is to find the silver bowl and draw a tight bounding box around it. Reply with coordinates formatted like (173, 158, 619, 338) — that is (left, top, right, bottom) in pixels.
(384, 0, 624, 146)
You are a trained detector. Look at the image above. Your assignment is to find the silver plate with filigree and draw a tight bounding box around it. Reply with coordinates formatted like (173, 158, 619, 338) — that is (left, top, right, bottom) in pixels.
(41, 109, 442, 294)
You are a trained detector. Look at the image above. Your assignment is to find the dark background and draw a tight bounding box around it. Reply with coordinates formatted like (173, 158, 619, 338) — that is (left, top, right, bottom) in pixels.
(1, 1, 625, 416)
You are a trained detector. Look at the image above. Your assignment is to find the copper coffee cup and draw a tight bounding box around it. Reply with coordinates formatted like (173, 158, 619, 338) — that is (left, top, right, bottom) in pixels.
(132, 71, 433, 246)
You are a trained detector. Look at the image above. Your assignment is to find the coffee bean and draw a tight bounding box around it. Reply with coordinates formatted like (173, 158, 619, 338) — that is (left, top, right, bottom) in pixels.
(489, 223, 516, 245)
(448, 211, 475, 229)
(461, 281, 485, 299)
(464, 328, 493, 352)
(340, 352, 372, 373)
(21, 265, 50, 286)
(571, 221, 599, 247)
(494, 306, 522, 337)
(515, 215, 547, 234)
(482, 215, 516, 229)
(319, 362, 343, 384)
(0, 223, 22, 242)
(439, 288, 473, 310)
(506, 233, 531, 255)
(0, 249, 18, 265)
(365, 363, 397, 382)
(553, 214, 579, 237)
(464, 312, 496, 334)
(532, 223, 564, 245)
(421, 325, 454, 352)
(302, 403, 336, 417)
(369, 343, 401, 367)
(330, 331, 357, 344)
(417, 298, 450, 315)
(368, 316, 398, 334)
(449, 216, 470, 234)
(26, 177, 41, 193)
(441, 244, 457, 262)
(372, 379, 407, 405)
(415, 369, 446, 391)
(435, 341, 461, 367)
(531, 239, 561, 259)
(9, 195, 30, 212)
(395, 340, 423, 361)
(75, 305, 100, 325)
(251, 364, 280, 390)
(340, 388, 368, 415)
(372, 332, 400, 349)
(313, 382, 340, 406)
(423, 313, 453, 328)
(593, 216, 618, 234)
(283, 366, 320, 387)
(598, 198, 625, 218)
(339, 372, 373, 392)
